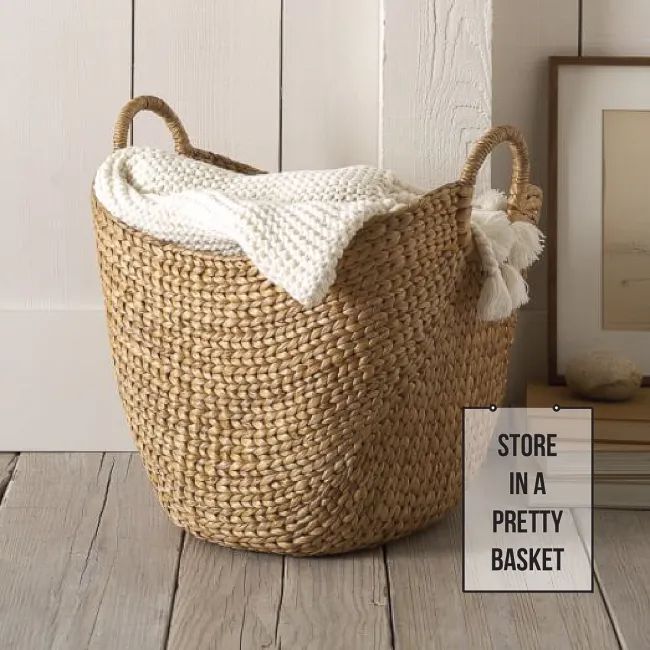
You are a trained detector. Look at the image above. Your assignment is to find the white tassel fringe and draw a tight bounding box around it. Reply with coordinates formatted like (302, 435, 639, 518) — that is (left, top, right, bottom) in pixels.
(470, 190, 543, 321)
(473, 189, 507, 212)
(501, 263, 529, 309)
(509, 220, 544, 270)
(471, 211, 514, 263)
(477, 272, 513, 321)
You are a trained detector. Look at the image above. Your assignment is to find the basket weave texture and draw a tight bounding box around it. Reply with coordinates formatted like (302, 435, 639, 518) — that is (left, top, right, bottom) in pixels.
(92, 96, 542, 555)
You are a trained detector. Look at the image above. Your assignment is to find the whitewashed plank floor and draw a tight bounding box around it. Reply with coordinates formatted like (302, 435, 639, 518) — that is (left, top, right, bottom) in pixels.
(0, 453, 644, 649)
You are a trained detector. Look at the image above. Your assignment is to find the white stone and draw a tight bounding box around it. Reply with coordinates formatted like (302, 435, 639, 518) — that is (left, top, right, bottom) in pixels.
(565, 351, 642, 401)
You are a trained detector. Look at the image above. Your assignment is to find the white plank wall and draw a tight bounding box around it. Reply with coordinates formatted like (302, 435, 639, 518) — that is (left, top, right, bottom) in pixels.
(582, 0, 650, 55)
(0, 0, 132, 450)
(495, 0, 650, 403)
(382, 0, 492, 191)
(0, 0, 130, 307)
(493, 0, 579, 404)
(134, 0, 281, 171)
(8, 0, 603, 448)
(282, 0, 380, 170)
(0, 311, 130, 451)
(493, 0, 579, 311)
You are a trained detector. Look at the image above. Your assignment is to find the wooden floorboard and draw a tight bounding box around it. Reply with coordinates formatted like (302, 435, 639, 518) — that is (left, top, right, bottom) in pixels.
(167, 538, 392, 649)
(2, 454, 649, 649)
(385, 509, 620, 650)
(166, 536, 283, 650)
(275, 549, 392, 650)
(0, 453, 182, 650)
(595, 510, 650, 650)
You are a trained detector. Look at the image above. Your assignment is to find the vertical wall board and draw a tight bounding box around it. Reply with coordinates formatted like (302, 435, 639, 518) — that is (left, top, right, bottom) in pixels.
(0, 0, 130, 308)
(282, 0, 380, 170)
(583, 0, 650, 55)
(0, 311, 132, 451)
(381, 0, 492, 191)
(493, 0, 579, 403)
(505, 310, 548, 406)
(493, 0, 579, 313)
(134, 0, 281, 172)
(0, 1, 132, 450)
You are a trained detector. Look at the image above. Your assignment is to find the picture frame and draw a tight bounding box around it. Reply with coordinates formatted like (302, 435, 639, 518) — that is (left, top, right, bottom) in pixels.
(548, 56, 650, 386)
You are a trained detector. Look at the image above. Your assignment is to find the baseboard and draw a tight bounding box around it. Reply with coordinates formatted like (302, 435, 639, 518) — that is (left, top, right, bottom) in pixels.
(0, 309, 134, 451)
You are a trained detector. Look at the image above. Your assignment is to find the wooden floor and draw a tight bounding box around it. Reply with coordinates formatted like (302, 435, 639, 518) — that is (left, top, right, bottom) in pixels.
(0, 453, 647, 649)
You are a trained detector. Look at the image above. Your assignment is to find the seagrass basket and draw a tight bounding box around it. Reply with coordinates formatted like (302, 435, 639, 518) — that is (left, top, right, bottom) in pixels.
(92, 96, 542, 556)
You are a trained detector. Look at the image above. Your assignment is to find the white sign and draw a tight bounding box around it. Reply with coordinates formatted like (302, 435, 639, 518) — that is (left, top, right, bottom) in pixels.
(463, 407, 593, 592)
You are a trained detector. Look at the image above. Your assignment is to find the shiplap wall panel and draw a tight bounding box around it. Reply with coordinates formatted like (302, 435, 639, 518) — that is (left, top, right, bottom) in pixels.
(0, 311, 131, 451)
(493, 0, 579, 314)
(134, 0, 281, 172)
(282, 0, 379, 170)
(492, 0, 579, 404)
(0, 1, 132, 450)
(583, 0, 650, 55)
(2, 0, 502, 447)
(0, 0, 130, 307)
(381, 0, 492, 191)
(505, 310, 548, 405)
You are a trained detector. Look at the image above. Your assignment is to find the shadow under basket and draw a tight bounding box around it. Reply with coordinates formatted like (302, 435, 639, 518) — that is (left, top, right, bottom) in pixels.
(92, 96, 542, 555)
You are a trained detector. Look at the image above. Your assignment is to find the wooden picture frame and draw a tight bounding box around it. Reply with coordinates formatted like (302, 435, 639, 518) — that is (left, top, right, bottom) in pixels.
(548, 56, 650, 386)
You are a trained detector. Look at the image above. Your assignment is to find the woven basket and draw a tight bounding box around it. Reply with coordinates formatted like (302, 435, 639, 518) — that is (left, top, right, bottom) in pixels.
(92, 96, 542, 556)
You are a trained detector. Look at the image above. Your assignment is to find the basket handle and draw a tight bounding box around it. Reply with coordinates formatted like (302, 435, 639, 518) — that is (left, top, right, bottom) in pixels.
(112, 95, 192, 154)
(460, 125, 530, 221)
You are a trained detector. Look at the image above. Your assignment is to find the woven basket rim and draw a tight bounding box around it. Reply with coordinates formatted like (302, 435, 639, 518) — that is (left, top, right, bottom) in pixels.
(91, 180, 467, 262)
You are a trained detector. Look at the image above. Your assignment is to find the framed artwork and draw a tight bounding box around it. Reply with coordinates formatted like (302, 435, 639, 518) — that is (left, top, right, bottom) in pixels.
(548, 57, 650, 385)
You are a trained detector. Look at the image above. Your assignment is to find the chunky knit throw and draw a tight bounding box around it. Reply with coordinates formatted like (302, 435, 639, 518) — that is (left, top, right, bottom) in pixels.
(93, 147, 542, 314)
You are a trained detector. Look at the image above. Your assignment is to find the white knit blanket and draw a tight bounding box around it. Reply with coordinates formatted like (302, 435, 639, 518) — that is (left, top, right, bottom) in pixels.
(94, 147, 421, 306)
(94, 147, 543, 317)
